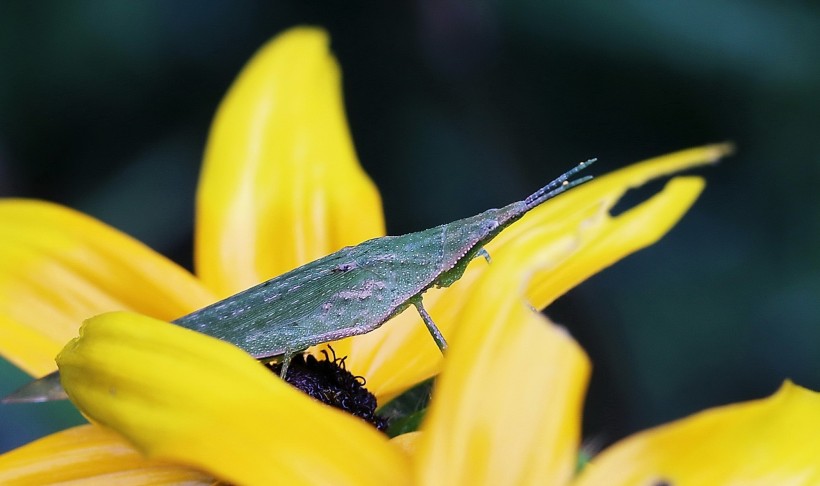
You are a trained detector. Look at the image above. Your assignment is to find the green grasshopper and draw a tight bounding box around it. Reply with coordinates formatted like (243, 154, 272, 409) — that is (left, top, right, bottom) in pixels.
(3, 160, 594, 403)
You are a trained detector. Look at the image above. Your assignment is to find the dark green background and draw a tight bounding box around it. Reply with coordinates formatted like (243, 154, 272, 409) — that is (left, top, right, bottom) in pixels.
(1, 1, 818, 453)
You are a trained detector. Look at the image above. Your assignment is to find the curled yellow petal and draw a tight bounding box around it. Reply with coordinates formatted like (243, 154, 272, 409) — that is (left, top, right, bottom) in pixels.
(499, 143, 731, 308)
(0, 200, 215, 377)
(575, 381, 820, 486)
(344, 144, 728, 403)
(523, 175, 704, 307)
(414, 240, 591, 486)
(0, 424, 212, 485)
(196, 27, 385, 297)
(57, 312, 409, 486)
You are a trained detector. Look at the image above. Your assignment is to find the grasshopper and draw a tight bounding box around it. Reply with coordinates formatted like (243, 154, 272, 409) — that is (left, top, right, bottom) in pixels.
(3, 160, 594, 403)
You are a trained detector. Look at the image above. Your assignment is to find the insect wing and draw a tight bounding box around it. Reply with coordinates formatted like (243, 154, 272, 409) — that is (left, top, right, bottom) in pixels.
(173, 233, 445, 359)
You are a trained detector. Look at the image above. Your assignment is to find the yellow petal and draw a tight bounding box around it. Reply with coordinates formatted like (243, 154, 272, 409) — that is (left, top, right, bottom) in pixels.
(196, 27, 385, 297)
(57, 311, 410, 486)
(414, 238, 591, 486)
(575, 381, 820, 486)
(498, 143, 731, 308)
(344, 144, 728, 403)
(391, 432, 422, 457)
(0, 424, 212, 485)
(0, 200, 215, 377)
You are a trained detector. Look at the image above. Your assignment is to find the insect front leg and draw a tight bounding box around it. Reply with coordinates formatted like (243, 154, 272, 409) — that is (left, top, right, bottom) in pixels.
(278, 353, 294, 379)
(411, 296, 448, 352)
(475, 247, 492, 264)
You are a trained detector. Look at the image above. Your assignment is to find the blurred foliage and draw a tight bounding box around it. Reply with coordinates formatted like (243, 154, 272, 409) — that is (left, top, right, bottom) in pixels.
(1, 1, 819, 454)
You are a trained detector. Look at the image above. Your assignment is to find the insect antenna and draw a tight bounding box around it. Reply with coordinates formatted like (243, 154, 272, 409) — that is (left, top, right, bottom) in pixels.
(524, 158, 597, 209)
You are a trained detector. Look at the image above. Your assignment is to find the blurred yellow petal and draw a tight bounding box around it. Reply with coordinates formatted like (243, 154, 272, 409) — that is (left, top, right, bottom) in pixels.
(0, 424, 211, 485)
(391, 432, 422, 457)
(0, 200, 215, 377)
(415, 237, 591, 486)
(345, 144, 728, 403)
(57, 312, 409, 486)
(196, 27, 384, 297)
(575, 381, 820, 486)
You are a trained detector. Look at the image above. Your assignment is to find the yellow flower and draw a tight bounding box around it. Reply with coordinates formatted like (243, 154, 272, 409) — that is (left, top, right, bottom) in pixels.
(1, 26, 812, 485)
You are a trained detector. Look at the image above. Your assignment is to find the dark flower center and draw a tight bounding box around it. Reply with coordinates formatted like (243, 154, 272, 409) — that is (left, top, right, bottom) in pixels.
(265, 348, 389, 432)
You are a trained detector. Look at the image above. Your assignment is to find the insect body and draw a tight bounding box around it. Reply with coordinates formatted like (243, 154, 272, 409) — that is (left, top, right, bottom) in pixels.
(173, 159, 594, 364)
(3, 160, 594, 403)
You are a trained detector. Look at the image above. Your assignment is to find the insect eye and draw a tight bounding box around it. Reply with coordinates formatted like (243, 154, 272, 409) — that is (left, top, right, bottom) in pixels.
(483, 220, 499, 231)
(331, 262, 358, 272)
